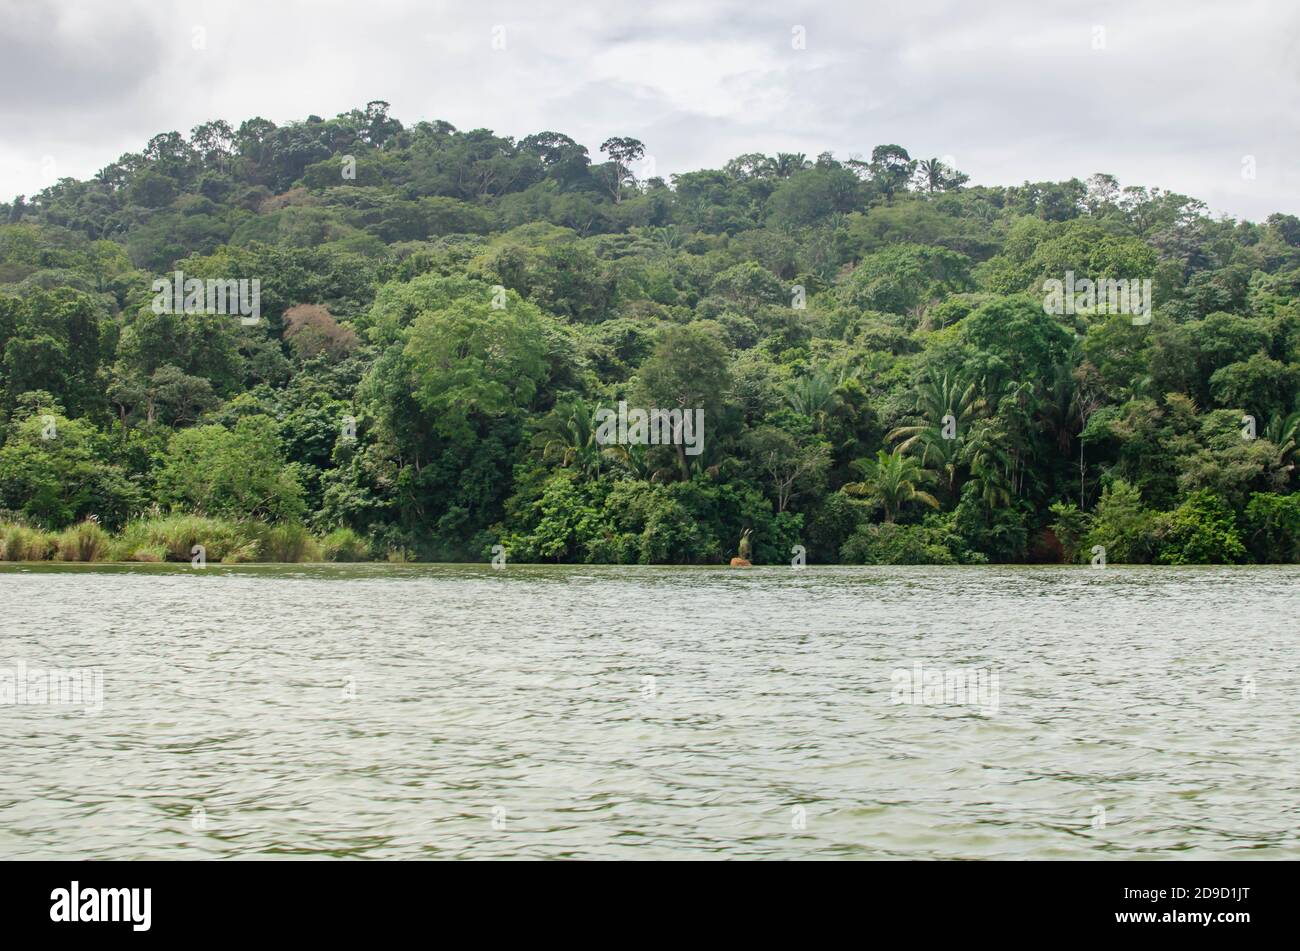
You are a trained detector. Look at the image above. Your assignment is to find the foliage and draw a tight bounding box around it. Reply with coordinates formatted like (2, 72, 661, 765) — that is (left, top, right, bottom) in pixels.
(154, 415, 305, 521)
(1083, 480, 1158, 564)
(840, 514, 977, 565)
(1155, 490, 1246, 565)
(1243, 492, 1300, 563)
(2, 104, 1297, 562)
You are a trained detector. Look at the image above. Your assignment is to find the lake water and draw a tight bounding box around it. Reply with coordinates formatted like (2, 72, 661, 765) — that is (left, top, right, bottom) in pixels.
(1, 563, 1297, 860)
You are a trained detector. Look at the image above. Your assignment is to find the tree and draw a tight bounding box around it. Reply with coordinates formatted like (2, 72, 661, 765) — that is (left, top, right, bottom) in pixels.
(283, 304, 359, 361)
(743, 426, 830, 513)
(1048, 501, 1089, 563)
(1243, 492, 1300, 562)
(890, 372, 984, 497)
(148, 365, 219, 426)
(155, 415, 305, 521)
(0, 413, 138, 528)
(1208, 353, 1300, 422)
(773, 153, 812, 178)
(1082, 480, 1157, 563)
(868, 144, 916, 204)
(839, 244, 974, 319)
(599, 137, 645, 203)
(1156, 490, 1245, 564)
(635, 323, 731, 480)
(914, 157, 969, 194)
(784, 369, 846, 434)
(1, 288, 105, 416)
(402, 286, 551, 440)
(531, 398, 604, 479)
(766, 165, 861, 229)
(190, 119, 235, 173)
(843, 449, 939, 522)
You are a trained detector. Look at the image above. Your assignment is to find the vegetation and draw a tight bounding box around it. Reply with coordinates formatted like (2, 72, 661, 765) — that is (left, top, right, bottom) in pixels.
(1, 101, 1297, 563)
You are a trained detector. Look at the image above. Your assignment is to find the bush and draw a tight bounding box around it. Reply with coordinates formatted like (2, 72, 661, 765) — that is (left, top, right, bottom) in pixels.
(840, 515, 977, 565)
(953, 486, 1029, 562)
(258, 522, 322, 563)
(0, 522, 57, 560)
(1243, 492, 1300, 563)
(320, 527, 370, 562)
(803, 493, 867, 563)
(111, 515, 260, 563)
(55, 520, 111, 561)
(154, 416, 306, 522)
(1048, 501, 1089, 564)
(1082, 480, 1158, 564)
(1155, 490, 1246, 565)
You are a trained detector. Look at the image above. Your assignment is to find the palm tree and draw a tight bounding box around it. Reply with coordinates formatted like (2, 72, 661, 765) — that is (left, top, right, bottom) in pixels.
(995, 379, 1042, 498)
(773, 152, 812, 178)
(890, 373, 984, 450)
(888, 372, 984, 497)
(784, 369, 843, 433)
(531, 399, 602, 478)
(600, 439, 670, 483)
(914, 157, 969, 194)
(1264, 409, 1300, 476)
(646, 225, 682, 258)
(843, 449, 940, 522)
(917, 158, 946, 195)
(961, 420, 1015, 509)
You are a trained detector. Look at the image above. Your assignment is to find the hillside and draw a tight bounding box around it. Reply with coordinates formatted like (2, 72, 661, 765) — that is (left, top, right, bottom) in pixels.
(1, 100, 1298, 564)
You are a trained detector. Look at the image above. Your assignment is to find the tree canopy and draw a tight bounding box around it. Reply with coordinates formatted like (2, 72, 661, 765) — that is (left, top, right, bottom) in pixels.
(2, 103, 1298, 564)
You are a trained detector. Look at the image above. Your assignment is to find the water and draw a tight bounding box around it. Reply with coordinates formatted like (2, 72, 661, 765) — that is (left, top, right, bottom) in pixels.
(1, 563, 1297, 860)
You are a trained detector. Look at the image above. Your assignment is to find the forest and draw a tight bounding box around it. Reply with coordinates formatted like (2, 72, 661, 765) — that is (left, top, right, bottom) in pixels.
(1, 100, 1297, 565)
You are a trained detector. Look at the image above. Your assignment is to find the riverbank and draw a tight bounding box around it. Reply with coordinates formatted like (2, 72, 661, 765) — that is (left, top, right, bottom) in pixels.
(0, 516, 374, 564)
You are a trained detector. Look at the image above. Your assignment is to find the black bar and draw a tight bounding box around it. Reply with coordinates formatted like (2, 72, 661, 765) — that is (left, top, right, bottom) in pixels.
(0, 860, 1287, 938)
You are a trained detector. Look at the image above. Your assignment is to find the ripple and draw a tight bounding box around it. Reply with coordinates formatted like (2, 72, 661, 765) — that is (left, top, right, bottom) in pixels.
(1, 563, 1297, 859)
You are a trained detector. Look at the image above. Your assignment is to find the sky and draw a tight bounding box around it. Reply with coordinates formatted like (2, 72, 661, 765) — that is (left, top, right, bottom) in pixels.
(2, 0, 1298, 222)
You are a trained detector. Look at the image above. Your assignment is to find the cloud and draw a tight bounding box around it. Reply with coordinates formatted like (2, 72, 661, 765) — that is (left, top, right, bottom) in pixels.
(1, 0, 1297, 221)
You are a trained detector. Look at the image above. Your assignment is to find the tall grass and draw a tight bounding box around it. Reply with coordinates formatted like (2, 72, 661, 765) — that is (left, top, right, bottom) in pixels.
(55, 520, 111, 561)
(257, 522, 321, 563)
(111, 515, 261, 563)
(320, 527, 369, 562)
(0, 515, 377, 564)
(0, 522, 57, 561)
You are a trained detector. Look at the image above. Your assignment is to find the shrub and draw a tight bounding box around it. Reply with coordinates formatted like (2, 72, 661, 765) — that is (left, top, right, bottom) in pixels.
(1048, 501, 1089, 564)
(111, 515, 260, 563)
(0, 522, 56, 560)
(803, 493, 867, 563)
(258, 522, 321, 563)
(1242, 492, 1300, 563)
(320, 527, 370, 562)
(1082, 480, 1158, 563)
(842, 523, 955, 564)
(55, 520, 111, 561)
(154, 416, 305, 522)
(1155, 490, 1246, 565)
(840, 515, 977, 565)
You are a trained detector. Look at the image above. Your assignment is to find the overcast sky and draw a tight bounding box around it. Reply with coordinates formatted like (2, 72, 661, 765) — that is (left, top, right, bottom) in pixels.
(2, 0, 1297, 221)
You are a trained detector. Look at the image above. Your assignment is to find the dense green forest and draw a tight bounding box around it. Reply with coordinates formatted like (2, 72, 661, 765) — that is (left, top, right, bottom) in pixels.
(1, 100, 1298, 564)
